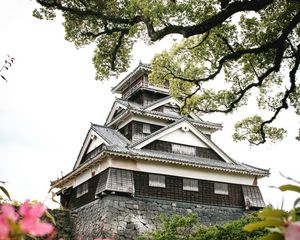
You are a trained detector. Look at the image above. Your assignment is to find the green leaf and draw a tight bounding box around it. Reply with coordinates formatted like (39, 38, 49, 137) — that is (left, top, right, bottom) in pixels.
(45, 210, 56, 225)
(259, 232, 284, 240)
(258, 208, 286, 219)
(244, 220, 283, 232)
(0, 186, 11, 201)
(294, 197, 300, 208)
(279, 184, 300, 193)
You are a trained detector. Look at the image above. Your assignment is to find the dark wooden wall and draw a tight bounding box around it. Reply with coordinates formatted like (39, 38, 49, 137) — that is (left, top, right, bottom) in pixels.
(61, 168, 246, 210)
(143, 140, 224, 161)
(129, 90, 168, 106)
(133, 171, 244, 208)
(60, 169, 109, 210)
(119, 121, 164, 141)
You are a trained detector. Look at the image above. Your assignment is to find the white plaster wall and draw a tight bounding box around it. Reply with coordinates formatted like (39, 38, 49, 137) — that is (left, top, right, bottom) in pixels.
(71, 156, 254, 188)
(109, 157, 138, 171)
(135, 160, 255, 185)
(74, 170, 91, 187)
(86, 138, 103, 153)
(73, 159, 110, 187)
(159, 129, 209, 148)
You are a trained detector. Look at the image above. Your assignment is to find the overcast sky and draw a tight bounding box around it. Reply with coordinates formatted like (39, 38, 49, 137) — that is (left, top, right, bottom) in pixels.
(0, 0, 299, 209)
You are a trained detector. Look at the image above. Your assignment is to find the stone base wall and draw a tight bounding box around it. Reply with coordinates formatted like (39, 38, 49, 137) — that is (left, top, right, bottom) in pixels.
(71, 195, 246, 240)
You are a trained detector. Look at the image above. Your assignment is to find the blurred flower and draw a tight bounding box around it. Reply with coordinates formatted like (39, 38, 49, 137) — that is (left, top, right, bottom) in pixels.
(284, 221, 300, 240)
(19, 199, 53, 236)
(0, 204, 18, 239)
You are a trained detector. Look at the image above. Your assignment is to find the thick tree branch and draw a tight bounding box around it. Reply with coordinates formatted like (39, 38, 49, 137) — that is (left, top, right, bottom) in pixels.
(144, 0, 273, 41)
(110, 30, 129, 70)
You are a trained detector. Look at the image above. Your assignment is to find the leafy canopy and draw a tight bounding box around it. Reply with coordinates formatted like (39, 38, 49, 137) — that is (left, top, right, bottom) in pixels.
(34, 0, 300, 144)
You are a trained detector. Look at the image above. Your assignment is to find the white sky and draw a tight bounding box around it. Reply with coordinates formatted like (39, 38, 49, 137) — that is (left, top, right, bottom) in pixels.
(0, 0, 299, 209)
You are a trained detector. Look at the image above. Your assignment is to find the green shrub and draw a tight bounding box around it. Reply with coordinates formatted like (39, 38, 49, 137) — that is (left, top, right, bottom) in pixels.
(137, 213, 266, 240)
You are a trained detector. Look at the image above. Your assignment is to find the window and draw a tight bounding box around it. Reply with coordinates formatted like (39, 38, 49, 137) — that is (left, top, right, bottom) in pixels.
(76, 182, 89, 198)
(143, 123, 151, 134)
(172, 143, 196, 156)
(183, 178, 198, 192)
(149, 174, 165, 188)
(214, 182, 229, 195)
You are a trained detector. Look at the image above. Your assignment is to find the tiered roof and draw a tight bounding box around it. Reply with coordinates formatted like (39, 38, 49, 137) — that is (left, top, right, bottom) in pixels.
(51, 63, 269, 191)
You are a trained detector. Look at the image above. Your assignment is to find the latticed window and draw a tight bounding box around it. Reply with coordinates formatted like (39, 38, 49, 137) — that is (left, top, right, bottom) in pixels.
(149, 174, 165, 188)
(76, 182, 88, 198)
(172, 143, 196, 156)
(143, 123, 151, 134)
(214, 182, 229, 195)
(183, 178, 198, 192)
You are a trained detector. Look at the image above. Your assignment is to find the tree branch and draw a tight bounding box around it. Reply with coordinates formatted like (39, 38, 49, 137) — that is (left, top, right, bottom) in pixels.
(110, 30, 129, 70)
(255, 44, 300, 144)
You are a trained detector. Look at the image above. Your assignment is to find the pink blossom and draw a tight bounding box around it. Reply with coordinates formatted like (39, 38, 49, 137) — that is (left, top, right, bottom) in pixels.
(0, 204, 18, 239)
(284, 221, 300, 240)
(94, 239, 112, 240)
(19, 200, 53, 236)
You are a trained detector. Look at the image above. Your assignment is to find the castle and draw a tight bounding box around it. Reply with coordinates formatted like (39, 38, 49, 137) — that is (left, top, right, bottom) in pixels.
(51, 63, 269, 239)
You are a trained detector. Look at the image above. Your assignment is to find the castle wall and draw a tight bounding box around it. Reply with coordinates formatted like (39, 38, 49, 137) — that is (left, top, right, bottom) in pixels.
(71, 195, 246, 240)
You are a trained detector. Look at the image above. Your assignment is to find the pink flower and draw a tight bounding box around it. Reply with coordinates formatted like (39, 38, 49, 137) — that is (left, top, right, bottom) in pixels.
(94, 239, 112, 240)
(19, 200, 53, 236)
(284, 221, 300, 240)
(0, 204, 18, 239)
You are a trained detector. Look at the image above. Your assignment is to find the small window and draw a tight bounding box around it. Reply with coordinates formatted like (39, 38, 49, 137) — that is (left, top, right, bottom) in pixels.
(143, 123, 151, 134)
(149, 174, 165, 188)
(183, 179, 198, 192)
(172, 144, 196, 156)
(214, 182, 228, 195)
(76, 182, 89, 198)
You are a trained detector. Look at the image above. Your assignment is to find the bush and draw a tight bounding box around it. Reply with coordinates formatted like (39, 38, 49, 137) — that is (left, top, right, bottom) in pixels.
(137, 213, 266, 240)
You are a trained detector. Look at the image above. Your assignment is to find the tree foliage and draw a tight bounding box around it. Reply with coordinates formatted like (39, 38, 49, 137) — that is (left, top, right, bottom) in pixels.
(33, 0, 300, 144)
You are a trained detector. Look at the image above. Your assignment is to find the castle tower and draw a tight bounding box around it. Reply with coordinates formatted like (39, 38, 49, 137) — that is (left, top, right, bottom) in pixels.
(52, 63, 269, 239)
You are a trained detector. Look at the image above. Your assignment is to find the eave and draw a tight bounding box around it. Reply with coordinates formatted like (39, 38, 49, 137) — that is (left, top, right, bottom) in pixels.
(51, 148, 269, 189)
(107, 108, 222, 131)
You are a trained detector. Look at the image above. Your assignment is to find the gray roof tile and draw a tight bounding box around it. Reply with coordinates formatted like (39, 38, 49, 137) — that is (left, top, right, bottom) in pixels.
(91, 123, 130, 146)
(86, 123, 268, 177)
(110, 99, 222, 129)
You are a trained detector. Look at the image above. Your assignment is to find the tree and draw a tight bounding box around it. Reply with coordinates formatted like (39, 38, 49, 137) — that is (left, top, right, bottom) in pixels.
(33, 0, 300, 145)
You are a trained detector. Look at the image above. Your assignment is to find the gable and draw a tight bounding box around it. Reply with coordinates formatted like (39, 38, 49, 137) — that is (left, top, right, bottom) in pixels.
(74, 129, 108, 169)
(86, 137, 103, 153)
(133, 119, 235, 164)
(159, 128, 209, 148)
